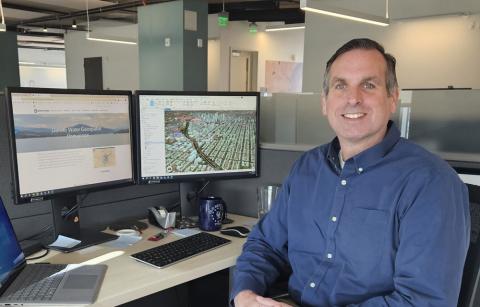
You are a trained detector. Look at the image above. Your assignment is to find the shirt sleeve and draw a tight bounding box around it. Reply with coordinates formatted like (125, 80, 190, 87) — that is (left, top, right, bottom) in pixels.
(229, 167, 296, 303)
(347, 169, 470, 307)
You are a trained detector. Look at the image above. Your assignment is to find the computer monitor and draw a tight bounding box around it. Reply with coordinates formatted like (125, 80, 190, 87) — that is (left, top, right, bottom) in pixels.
(135, 91, 259, 214)
(5, 87, 135, 251)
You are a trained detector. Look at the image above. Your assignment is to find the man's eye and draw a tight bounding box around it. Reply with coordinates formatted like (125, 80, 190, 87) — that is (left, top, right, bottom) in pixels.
(363, 82, 375, 89)
(334, 83, 346, 90)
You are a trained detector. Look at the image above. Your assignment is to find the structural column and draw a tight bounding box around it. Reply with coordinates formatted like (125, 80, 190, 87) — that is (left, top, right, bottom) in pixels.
(138, 0, 208, 91)
(0, 31, 20, 89)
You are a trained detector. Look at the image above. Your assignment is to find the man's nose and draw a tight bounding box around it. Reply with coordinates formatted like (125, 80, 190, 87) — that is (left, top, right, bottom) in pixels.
(347, 87, 362, 105)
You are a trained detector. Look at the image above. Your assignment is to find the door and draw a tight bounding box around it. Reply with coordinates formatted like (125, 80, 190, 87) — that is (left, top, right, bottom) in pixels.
(229, 50, 258, 91)
(84, 57, 103, 90)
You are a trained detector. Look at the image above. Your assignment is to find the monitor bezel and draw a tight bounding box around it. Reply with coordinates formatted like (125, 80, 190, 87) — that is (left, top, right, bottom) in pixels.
(5, 87, 136, 204)
(134, 90, 260, 185)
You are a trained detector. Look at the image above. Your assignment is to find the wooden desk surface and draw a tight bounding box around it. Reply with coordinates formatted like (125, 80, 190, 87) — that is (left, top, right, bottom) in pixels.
(32, 214, 256, 307)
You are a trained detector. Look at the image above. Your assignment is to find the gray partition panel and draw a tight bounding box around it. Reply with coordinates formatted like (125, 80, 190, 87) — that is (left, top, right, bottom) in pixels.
(207, 149, 304, 218)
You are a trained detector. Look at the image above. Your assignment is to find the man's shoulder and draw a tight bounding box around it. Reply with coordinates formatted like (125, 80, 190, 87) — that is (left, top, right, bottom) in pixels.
(297, 144, 329, 162)
(396, 138, 458, 177)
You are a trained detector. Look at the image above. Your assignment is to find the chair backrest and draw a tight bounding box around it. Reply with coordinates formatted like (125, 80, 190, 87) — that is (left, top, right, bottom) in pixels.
(458, 184, 480, 307)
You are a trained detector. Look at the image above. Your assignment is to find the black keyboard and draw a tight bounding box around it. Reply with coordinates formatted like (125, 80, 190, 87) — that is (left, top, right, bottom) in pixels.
(131, 232, 231, 268)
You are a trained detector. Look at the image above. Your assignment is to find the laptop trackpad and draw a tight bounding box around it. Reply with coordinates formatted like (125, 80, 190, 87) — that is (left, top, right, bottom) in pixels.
(63, 275, 97, 289)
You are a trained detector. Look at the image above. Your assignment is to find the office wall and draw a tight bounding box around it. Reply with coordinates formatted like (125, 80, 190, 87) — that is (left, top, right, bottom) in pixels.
(19, 66, 67, 88)
(302, 13, 480, 91)
(207, 15, 305, 91)
(65, 22, 139, 90)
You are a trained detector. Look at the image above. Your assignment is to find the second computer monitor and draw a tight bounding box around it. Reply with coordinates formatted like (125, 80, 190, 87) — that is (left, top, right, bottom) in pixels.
(136, 91, 259, 184)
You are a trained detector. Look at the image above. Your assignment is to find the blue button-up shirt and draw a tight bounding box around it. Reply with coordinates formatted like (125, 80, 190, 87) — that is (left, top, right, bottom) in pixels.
(232, 122, 470, 306)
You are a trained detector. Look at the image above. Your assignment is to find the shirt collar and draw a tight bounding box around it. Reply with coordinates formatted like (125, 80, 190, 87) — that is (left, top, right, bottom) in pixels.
(326, 121, 400, 173)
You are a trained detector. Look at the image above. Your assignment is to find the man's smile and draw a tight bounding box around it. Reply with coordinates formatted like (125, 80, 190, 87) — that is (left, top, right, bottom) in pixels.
(342, 112, 366, 119)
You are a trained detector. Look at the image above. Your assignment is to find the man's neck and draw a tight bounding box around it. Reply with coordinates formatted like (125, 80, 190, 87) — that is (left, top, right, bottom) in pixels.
(339, 129, 388, 161)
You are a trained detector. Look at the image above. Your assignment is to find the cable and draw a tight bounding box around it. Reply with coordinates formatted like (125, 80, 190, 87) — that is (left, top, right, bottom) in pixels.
(197, 181, 210, 195)
(61, 192, 89, 220)
(25, 248, 50, 261)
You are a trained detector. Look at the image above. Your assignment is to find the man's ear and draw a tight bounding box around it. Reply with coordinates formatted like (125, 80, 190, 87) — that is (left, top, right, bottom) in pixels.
(321, 94, 327, 116)
(389, 87, 400, 113)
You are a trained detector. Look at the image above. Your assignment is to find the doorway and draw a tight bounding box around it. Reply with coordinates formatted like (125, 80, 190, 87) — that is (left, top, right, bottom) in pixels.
(229, 49, 258, 91)
(84, 57, 103, 90)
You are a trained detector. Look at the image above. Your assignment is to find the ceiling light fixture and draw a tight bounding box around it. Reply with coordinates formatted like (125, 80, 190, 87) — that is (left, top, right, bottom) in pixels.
(0, 0, 5, 32)
(300, 0, 389, 27)
(265, 23, 305, 32)
(218, 0, 229, 27)
(85, 0, 137, 45)
(43, 25, 48, 32)
(72, 20, 77, 29)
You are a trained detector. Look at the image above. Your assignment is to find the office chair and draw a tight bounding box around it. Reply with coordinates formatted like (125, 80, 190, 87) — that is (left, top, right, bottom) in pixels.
(458, 184, 480, 307)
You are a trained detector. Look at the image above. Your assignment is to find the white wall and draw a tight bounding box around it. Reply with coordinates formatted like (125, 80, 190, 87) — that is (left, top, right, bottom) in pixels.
(18, 48, 67, 88)
(64, 22, 139, 90)
(303, 13, 480, 92)
(208, 15, 305, 91)
(19, 66, 67, 88)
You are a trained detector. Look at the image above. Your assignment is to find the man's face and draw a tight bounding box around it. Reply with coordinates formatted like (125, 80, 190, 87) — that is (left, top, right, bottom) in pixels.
(322, 49, 399, 152)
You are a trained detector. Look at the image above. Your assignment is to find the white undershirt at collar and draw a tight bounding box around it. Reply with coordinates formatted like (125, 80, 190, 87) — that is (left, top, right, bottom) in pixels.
(338, 150, 345, 169)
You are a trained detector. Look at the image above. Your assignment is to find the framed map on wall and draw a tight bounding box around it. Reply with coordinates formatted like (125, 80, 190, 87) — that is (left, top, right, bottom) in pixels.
(265, 60, 303, 93)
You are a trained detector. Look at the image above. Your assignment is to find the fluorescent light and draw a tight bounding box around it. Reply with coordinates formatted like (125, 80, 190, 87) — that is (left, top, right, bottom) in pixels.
(265, 24, 305, 32)
(0, 0, 5, 32)
(86, 33, 137, 45)
(300, 0, 389, 27)
(19, 61, 36, 65)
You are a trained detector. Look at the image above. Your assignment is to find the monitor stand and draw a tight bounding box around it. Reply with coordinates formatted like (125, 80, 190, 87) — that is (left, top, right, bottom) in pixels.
(179, 181, 204, 218)
(50, 194, 118, 253)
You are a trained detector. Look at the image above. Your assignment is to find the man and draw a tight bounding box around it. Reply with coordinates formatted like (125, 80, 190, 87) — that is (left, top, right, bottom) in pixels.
(232, 38, 470, 307)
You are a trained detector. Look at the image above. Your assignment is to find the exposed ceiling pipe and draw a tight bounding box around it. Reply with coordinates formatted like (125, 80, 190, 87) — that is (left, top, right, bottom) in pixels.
(14, 0, 174, 26)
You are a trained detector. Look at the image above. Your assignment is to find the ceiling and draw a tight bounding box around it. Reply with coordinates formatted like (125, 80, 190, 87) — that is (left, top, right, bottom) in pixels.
(3, 0, 480, 50)
(2, 0, 304, 50)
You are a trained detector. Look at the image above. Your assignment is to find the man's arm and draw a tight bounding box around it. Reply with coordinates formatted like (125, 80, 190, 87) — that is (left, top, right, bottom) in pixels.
(230, 173, 294, 304)
(348, 171, 470, 306)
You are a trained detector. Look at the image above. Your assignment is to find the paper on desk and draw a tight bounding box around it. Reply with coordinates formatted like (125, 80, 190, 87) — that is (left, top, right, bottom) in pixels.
(49, 235, 81, 249)
(105, 235, 142, 248)
(172, 228, 201, 237)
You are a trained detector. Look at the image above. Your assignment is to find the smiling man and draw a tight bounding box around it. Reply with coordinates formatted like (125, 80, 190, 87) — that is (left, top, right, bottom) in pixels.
(231, 38, 470, 307)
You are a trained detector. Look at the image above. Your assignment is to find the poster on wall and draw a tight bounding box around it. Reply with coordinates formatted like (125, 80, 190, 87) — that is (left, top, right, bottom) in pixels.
(265, 60, 303, 93)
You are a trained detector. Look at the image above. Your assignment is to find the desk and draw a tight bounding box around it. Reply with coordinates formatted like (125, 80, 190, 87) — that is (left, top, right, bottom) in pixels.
(31, 214, 256, 306)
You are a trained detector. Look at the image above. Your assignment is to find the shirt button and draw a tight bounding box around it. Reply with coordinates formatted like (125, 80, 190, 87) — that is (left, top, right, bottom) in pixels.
(331, 216, 337, 222)
(341, 179, 347, 186)
(327, 253, 333, 259)
(358, 167, 363, 173)
(309, 282, 316, 288)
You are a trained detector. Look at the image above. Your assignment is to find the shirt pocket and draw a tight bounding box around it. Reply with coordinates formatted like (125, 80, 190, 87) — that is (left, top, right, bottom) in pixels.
(337, 207, 388, 271)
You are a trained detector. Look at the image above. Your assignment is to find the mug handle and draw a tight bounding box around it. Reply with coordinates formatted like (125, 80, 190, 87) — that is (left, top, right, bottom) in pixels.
(220, 200, 227, 222)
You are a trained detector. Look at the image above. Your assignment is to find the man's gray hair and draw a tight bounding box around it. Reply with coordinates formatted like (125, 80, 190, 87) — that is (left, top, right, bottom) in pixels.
(322, 38, 398, 97)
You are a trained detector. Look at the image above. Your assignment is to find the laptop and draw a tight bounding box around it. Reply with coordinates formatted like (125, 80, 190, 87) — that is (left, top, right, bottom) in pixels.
(0, 197, 107, 305)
